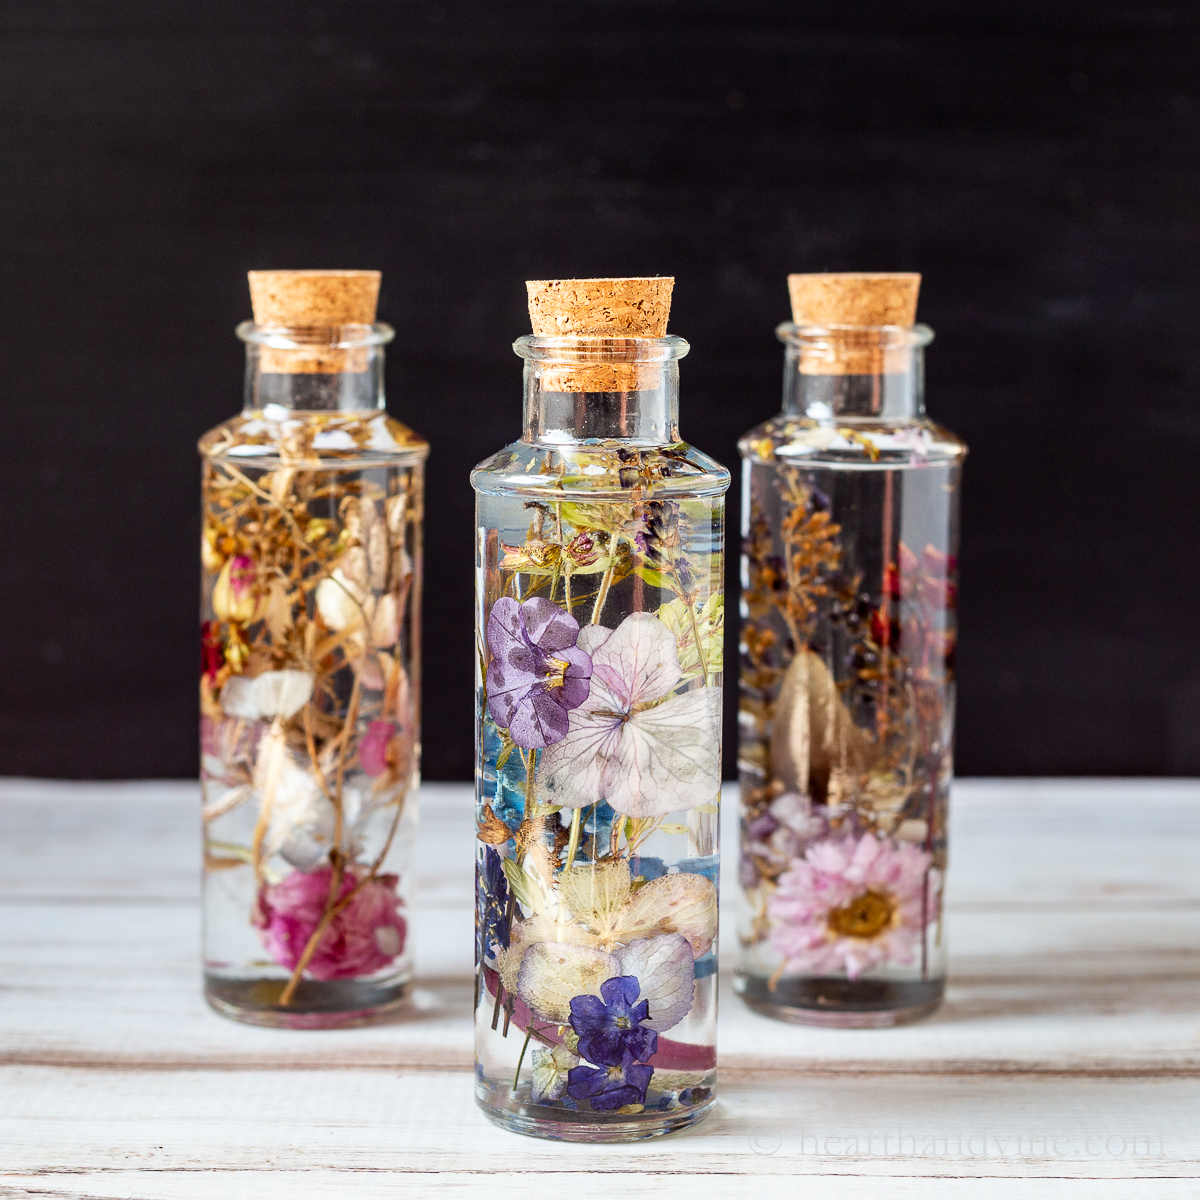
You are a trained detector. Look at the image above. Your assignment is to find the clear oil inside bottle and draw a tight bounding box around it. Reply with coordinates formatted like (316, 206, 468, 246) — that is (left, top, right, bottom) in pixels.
(736, 327, 966, 1027)
(472, 335, 730, 1139)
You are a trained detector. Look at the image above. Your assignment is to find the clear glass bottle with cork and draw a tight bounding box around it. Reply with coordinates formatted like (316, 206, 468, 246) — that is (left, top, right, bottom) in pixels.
(472, 278, 729, 1139)
(198, 270, 427, 1027)
(736, 273, 966, 1026)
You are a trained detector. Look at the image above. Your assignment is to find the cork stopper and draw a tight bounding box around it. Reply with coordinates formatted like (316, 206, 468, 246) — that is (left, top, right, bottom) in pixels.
(526, 277, 673, 391)
(248, 270, 381, 373)
(786, 273, 921, 375)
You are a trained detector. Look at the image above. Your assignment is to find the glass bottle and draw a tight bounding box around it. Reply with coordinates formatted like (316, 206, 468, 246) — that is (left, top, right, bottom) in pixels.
(472, 278, 730, 1140)
(735, 273, 966, 1027)
(198, 270, 427, 1028)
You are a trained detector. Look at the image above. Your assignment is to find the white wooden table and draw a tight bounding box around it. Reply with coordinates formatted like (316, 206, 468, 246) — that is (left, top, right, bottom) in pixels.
(1, 779, 1198, 1197)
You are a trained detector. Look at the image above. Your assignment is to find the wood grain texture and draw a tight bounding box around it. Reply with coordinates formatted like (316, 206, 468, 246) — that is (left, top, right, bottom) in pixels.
(0, 779, 1197, 1193)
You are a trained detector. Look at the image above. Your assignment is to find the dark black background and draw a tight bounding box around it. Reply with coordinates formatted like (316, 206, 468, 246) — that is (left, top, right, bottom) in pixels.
(2, 1, 1198, 780)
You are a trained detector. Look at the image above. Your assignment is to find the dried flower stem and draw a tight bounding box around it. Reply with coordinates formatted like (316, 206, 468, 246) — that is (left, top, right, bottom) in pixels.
(512, 1028, 534, 1093)
(563, 807, 583, 871)
(684, 596, 709, 686)
(277, 783, 405, 1007)
(590, 545, 620, 625)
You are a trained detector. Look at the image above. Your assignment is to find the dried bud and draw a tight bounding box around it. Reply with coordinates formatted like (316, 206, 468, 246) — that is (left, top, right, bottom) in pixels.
(212, 555, 260, 624)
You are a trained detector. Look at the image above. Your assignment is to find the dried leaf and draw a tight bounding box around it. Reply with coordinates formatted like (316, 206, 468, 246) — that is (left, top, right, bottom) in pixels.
(476, 803, 513, 845)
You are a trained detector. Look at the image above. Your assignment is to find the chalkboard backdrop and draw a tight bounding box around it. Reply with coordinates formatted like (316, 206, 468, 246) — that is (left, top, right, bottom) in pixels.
(2, 1, 1197, 779)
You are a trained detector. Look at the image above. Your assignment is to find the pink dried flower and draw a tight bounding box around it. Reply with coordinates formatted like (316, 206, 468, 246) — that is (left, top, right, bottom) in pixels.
(212, 554, 259, 624)
(254, 867, 405, 981)
(359, 720, 398, 776)
(767, 831, 932, 980)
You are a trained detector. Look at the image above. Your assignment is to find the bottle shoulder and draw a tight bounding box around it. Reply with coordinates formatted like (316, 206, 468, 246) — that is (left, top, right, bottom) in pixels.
(471, 439, 731, 500)
(738, 414, 967, 468)
(198, 407, 429, 467)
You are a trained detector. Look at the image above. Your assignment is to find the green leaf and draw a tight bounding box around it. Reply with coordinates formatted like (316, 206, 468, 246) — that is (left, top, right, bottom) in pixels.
(501, 857, 543, 916)
(633, 564, 679, 594)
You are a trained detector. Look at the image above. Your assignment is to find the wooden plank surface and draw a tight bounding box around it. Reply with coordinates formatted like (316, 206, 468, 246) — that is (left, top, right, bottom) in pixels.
(0, 779, 1198, 1196)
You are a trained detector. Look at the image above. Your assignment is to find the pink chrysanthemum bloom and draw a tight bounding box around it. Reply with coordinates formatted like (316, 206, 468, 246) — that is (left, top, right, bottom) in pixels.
(767, 832, 932, 980)
(255, 867, 406, 981)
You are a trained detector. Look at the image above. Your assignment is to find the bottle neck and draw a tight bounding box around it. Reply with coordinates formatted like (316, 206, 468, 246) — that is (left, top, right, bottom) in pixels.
(516, 334, 687, 445)
(779, 322, 932, 422)
(237, 321, 393, 412)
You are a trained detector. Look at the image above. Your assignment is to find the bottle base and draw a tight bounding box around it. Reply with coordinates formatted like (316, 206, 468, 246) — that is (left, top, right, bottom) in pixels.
(205, 974, 413, 1029)
(734, 973, 943, 1028)
(475, 1088, 715, 1143)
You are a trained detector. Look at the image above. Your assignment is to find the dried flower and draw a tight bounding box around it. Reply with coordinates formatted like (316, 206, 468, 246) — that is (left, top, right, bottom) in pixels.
(767, 832, 932, 980)
(358, 720, 398, 776)
(476, 846, 511, 965)
(254, 867, 406, 981)
(220, 669, 314, 722)
(531, 1042, 581, 1103)
(315, 567, 399, 649)
(567, 1054, 654, 1111)
(537, 614, 720, 817)
(485, 596, 593, 749)
(569, 975, 657, 1067)
(200, 621, 225, 681)
(212, 555, 260, 624)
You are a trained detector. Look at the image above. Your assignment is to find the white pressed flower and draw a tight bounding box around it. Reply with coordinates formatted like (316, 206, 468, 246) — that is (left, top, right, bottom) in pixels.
(615, 934, 695, 1033)
(316, 568, 399, 649)
(537, 613, 721, 818)
(219, 670, 313, 721)
(557, 857, 718, 958)
(531, 1043, 580, 1103)
(370, 593, 399, 648)
(315, 567, 365, 632)
(515, 942, 620, 1024)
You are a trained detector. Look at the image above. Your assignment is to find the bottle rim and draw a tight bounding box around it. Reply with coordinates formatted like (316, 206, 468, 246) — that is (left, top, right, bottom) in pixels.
(236, 320, 396, 349)
(513, 333, 690, 363)
(776, 321, 934, 347)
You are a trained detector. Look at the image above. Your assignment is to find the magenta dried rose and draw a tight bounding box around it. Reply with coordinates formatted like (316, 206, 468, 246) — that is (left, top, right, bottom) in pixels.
(255, 866, 406, 981)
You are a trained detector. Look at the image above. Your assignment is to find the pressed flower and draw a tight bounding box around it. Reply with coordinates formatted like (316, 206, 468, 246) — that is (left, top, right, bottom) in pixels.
(212, 554, 260, 624)
(569, 975, 657, 1067)
(254, 867, 406, 981)
(531, 1042, 580, 1103)
(200, 621, 225, 681)
(476, 846, 511, 965)
(615, 934, 694, 1033)
(358, 720, 398, 776)
(315, 567, 400, 649)
(512, 856, 718, 958)
(507, 926, 701, 1033)
(767, 831, 933, 980)
(516, 941, 619, 1024)
(220, 669, 314, 722)
(537, 613, 720, 817)
(485, 596, 593, 749)
(258, 748, 334, 872)
(567, 1054, 654, 1111)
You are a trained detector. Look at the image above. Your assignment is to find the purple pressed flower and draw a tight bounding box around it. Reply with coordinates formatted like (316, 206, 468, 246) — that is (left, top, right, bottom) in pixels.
(567, 1054, 655, 1111)
(569, 975, 658, 1068)
(485, 596, 593, 749)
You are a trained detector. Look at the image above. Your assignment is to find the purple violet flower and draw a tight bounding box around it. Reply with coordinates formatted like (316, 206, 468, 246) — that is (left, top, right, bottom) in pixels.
(567, 1054, 655, 1111)
(485, 596, 593, 749)
(569, 975, 658, 1067)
